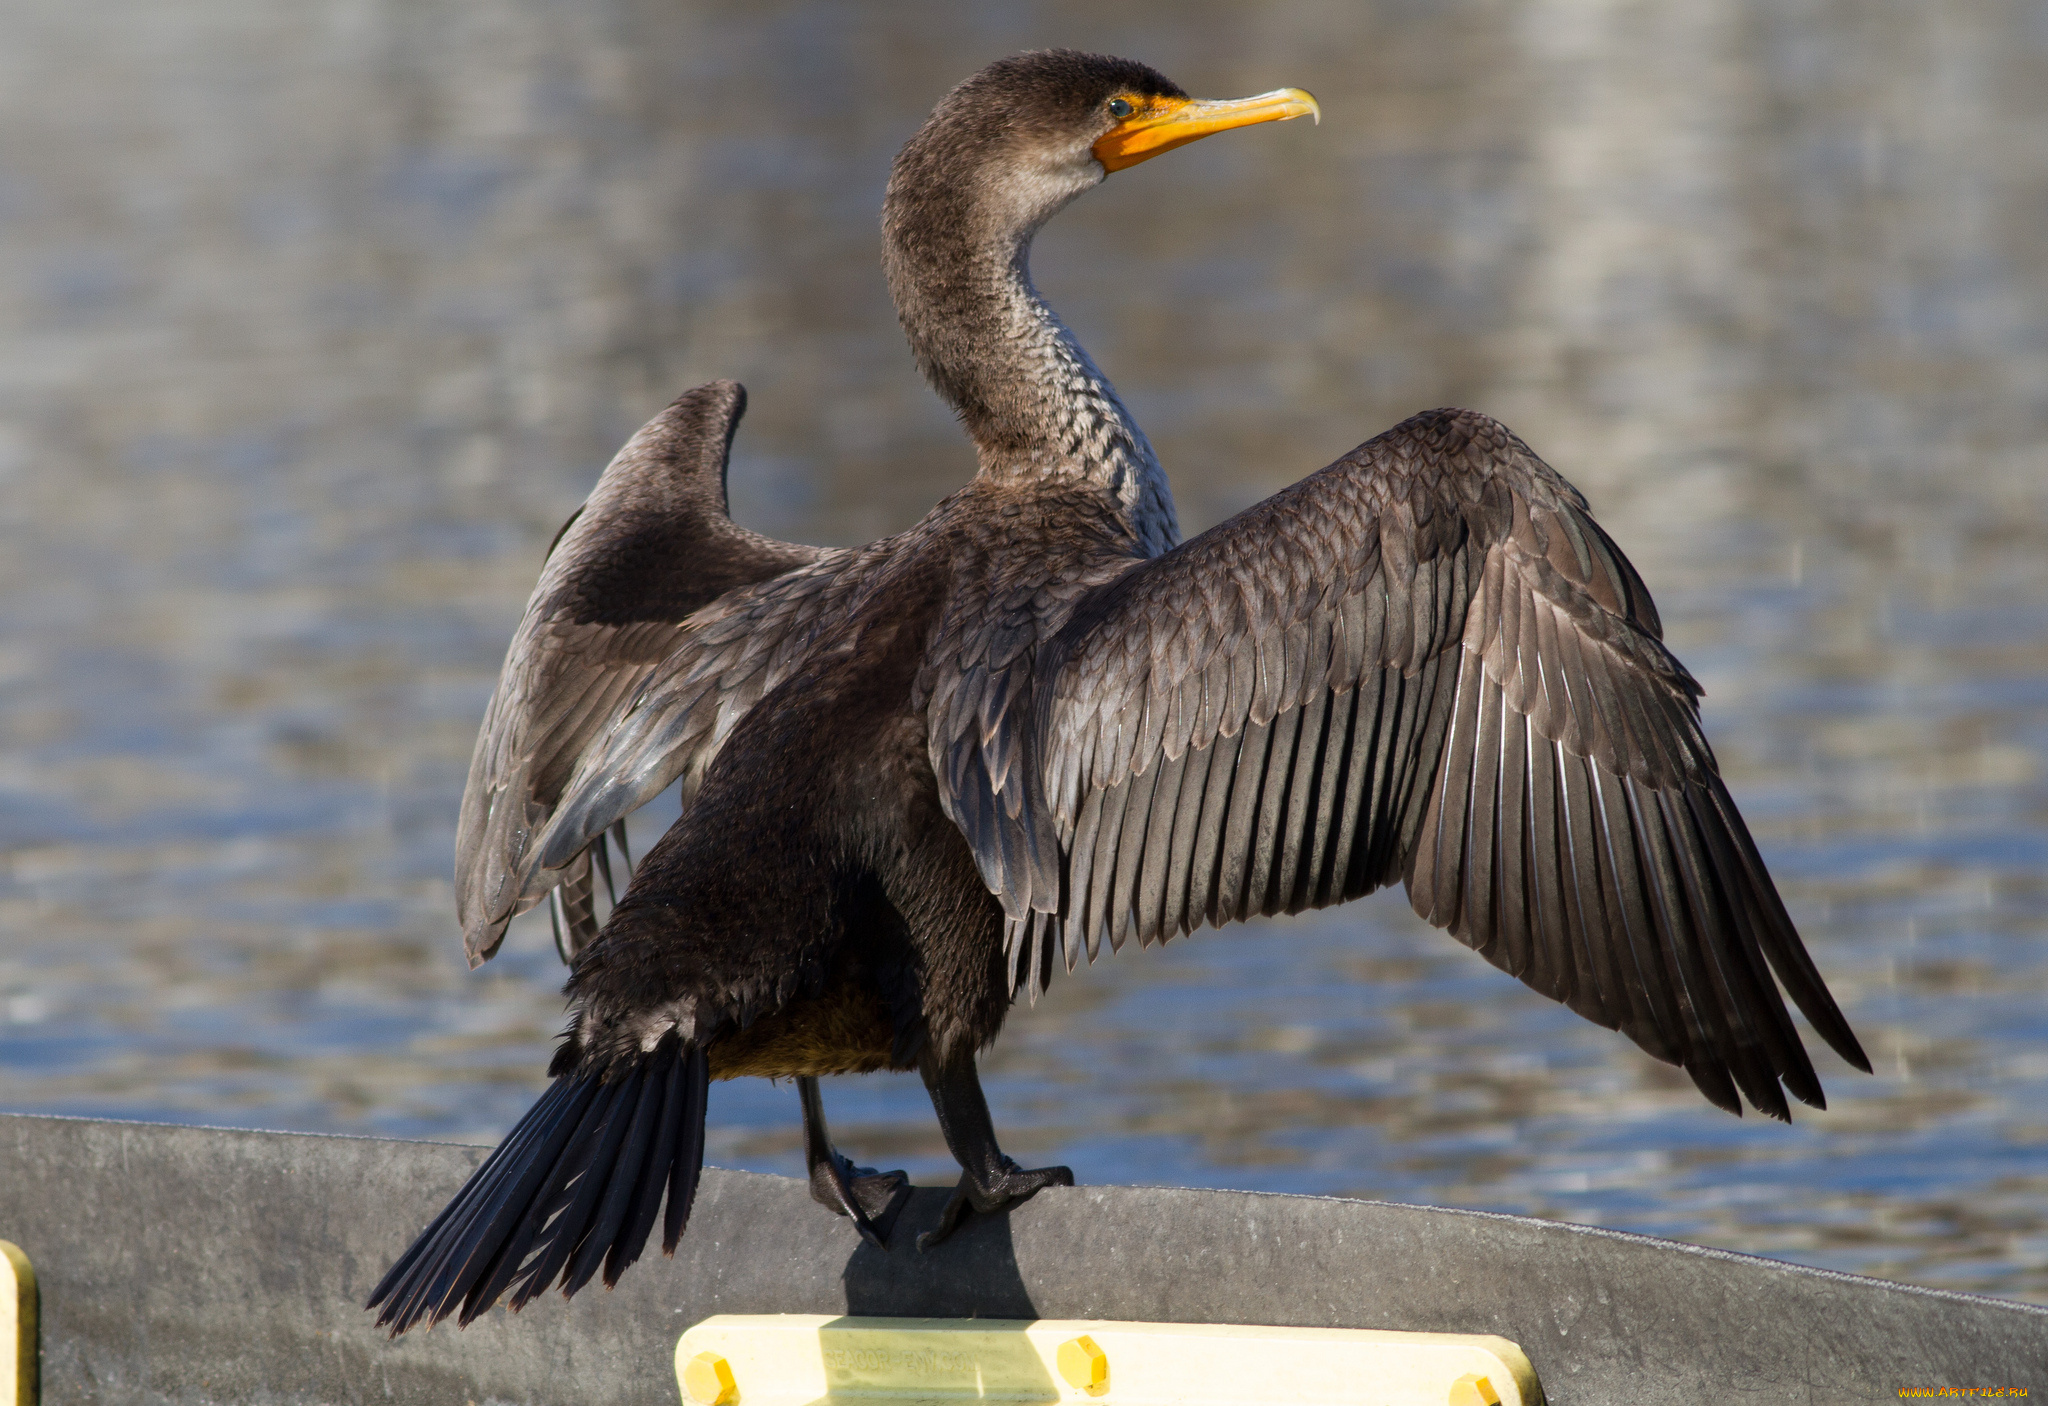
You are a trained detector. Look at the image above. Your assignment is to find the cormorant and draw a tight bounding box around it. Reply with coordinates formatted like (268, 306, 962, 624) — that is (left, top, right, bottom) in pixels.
(369, 49, 1870, 1335)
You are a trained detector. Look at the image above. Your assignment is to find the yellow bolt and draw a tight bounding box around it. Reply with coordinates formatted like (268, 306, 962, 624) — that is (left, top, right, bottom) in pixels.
(1057, 1335, 1109, 1395)
(682, 1350, 738, 1406)
(1449, 1372, 1501, 1406)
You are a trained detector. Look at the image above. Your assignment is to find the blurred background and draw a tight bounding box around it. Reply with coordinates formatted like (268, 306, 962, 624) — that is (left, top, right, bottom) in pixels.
(3, 0, 2046, 1301)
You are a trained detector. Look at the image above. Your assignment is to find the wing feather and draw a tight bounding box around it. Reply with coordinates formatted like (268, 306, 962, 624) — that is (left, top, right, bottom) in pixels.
(1303, 671, 1357, 906)
(1109, 757, 1168, 949)
(1491, 688, 1533, 980)
(1064, 785, 1108, 968)
(1135, 747, 1194, 946)
(941, 407, 1868, 1116)
(1325, 681, 1377, 904)
(1217, 716, 1274, 923)
(456, 382, 829, 963)
(1181, 723, 1242, 932)
(1088, 756, 1142, 953)
(1274, 688, 1332, 912)
(1246, 702, 1306, 918)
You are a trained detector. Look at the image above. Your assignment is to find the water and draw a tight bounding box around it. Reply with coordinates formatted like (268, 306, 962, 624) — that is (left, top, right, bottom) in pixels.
(3, 0, 2047, 1303)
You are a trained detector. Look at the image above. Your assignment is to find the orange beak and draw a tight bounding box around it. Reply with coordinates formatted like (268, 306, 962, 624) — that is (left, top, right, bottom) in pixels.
(1092, 88, 1321, 173)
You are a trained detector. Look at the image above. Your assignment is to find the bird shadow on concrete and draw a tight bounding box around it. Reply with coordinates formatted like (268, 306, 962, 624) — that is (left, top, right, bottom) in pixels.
(839, 1183, 1040, 1319)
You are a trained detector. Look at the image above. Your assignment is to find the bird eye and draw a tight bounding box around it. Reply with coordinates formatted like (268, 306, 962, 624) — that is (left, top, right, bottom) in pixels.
(1107, 98, 1133, 119)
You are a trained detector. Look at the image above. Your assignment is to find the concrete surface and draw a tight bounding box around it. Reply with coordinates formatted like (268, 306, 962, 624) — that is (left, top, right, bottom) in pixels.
(1, 1111, 2042, 1404)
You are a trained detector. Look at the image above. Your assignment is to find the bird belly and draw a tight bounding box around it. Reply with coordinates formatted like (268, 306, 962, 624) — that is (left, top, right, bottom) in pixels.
(705, 981, 899, 1080)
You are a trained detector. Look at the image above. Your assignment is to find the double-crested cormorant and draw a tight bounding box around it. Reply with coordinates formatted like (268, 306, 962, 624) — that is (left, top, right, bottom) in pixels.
(369, 50, 1870, 1334)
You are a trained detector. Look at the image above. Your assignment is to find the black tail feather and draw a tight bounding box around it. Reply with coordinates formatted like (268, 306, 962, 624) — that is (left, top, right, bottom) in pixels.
(365, 1037, 706, 1335)
(560, 1062, 663, 1297)
(663, 1045, 710, 1252)
(373, 1073, 593, 1330)
(507, 1066, 646, 1311)
(459, 1074, 629, 1323)
(603, 1052, 682, 1287)
(487, 1080, 630, 1317)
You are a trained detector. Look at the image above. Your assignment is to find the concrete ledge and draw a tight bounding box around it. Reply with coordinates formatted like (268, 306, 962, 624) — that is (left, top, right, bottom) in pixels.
(1, 1111, 2041, 1404)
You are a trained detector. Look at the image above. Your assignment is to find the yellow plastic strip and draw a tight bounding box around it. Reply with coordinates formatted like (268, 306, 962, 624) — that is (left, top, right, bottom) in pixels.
(0, 1241, 36, 1406)
(676, 1314, 1542, 1405)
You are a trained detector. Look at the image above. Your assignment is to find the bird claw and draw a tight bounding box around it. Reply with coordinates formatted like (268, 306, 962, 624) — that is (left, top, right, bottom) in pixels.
(916, 1157, 1072, 1250)
(810, 1147, 910, 1248)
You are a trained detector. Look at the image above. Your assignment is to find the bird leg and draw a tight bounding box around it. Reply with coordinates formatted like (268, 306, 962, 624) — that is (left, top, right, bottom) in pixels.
(799, 1076, 909, 1248)
(915, 1050, 1072, 1250)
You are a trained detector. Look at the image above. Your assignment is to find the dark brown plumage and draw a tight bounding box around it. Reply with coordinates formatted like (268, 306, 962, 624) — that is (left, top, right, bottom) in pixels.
(453, 379, 823, 966)
(369, 49, 1868, 1336)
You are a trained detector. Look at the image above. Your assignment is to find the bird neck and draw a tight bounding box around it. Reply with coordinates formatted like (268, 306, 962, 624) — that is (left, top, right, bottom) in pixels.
(885, 208, 1179, 557)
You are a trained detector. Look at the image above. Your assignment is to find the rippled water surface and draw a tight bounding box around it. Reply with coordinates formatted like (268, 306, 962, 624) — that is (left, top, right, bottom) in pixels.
(4, 0, 2047, 1302)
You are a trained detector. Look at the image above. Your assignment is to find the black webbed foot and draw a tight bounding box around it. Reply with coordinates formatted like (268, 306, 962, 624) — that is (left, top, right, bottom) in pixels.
(916, 1156, 1073, 1250)
(915, 1049, 1073, 1250)
(809, 1145, 911, 1247)
(799, 1075, 910, 1248)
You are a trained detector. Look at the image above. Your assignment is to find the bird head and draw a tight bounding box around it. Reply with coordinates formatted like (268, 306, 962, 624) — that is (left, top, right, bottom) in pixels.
(886, 50, 1318, 256)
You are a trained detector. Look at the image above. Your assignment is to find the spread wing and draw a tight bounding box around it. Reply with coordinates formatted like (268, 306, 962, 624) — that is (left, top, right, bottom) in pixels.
(456, 381, 825, 964)
(520, 542, 870, 883)
(957, 408, 1869, 1119)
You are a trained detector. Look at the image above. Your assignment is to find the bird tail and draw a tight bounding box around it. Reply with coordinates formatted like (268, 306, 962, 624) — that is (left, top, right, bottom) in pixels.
(366, 1037, 709, 1335)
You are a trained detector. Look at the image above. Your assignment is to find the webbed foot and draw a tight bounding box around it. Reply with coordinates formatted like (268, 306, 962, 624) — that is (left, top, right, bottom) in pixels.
(809, 1145, 911, 1248)
(916, 1156, 1072, 1249)
(799, 1075, 910, 1248)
